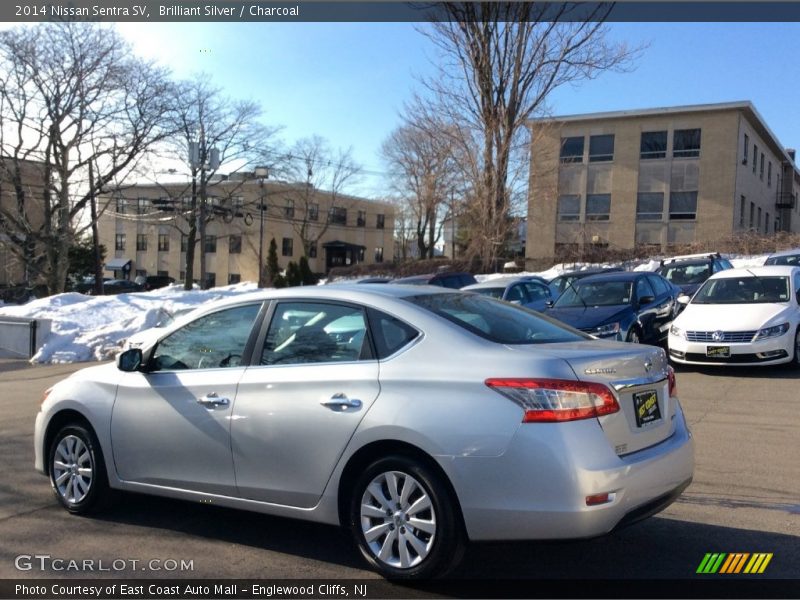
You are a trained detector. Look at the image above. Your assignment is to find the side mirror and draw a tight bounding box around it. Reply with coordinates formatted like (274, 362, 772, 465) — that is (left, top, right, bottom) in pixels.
(545, 300, 555, 308)
(117, 348, 143, 372)
(509, 299, 522, 305)
(639, 295, 655, 306)
(677, 295, 690, 306)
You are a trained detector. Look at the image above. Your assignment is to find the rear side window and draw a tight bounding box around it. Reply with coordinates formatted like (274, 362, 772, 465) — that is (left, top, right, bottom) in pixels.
(406, 293, 586, 345)
(367, 309, 420, 359)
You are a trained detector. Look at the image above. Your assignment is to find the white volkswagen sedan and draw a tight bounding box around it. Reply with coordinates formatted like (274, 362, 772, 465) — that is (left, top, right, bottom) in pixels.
(35, 285, 694, 578)
(668, 266, 800, 366)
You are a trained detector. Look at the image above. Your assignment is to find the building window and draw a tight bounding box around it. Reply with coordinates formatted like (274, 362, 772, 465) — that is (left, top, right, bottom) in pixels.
(757, 206, 762, 230)
(589, 134, 614, 162)
(374, 247, 384, 263)
(357, 210, 366, 227)
(232, 196, 244, 216)
(636, 192, 664, 221)
(228, 273, 241, 285)
(309, 203, 319, 221)
(765, 212, 770, 234)
(753, 145, 757, 173)
(179, 270, 186, 281)
(557, 194, 581, 221)
(585, 194, 611, 221)
(135, 269, 147, 278)
(158, 234, 169, 252)
(673, 129, 701, 158)
(376, 213, 385, 229)
(204, 235, 217, 253)
(309, 242, 317, 258)
(229, 235, 242, 254)
(137, 197, 148, 214)
(640, 131, 667, 159)
(205, 272, 216, 288)
(743, 134, 749, 164)
(357, 247, 365, 262)
(560, 136, 584, 163)
(284, 198, 295, 219)
(182, 196, 192, 211)
(115, 197, 126, 214)
(760, 153, 765, 180)
(668, 191, 697, 220)
(768, 161, 772, 186)
(739, 195, 745, 228)
(328, 206, 347, 225)
(115, 234, 126, 251)
(181, 234, 188, 252)
(157, 270, 169, 277)
(136, 234, 147, 251)
(282, 237, 293, 257)
(749, 202, 755, 229)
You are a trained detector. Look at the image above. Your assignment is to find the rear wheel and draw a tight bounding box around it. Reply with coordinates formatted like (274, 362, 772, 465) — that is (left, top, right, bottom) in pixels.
(48, 424, 110, 514)
(626, 328, 641, 344)
(348, 455, 464, 579)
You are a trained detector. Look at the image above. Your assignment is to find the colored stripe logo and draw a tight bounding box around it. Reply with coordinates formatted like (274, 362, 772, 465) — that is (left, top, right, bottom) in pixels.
(697, 553, 773, 574)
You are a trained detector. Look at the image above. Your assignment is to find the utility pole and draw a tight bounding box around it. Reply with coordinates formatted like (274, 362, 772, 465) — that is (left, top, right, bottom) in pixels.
(254, 166, 269, 287)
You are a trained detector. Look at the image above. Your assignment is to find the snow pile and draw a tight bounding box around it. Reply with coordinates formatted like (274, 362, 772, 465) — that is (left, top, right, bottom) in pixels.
(0, 283, 258, 364)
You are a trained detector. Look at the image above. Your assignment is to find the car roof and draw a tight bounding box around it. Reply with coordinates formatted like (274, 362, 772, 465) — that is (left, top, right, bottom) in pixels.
(552, 267, 622, 278)
(658, 259, 713, 268)
(573, 271, 647, 284)
(662, 252, 722, 263)
(463, 276, 547, 290)
(767, 248, 800, 258)
(708, 265, 800, 279)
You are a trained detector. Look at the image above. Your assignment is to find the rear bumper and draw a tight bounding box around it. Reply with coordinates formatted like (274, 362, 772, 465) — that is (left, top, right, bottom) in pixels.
(447, 403, 694, 541)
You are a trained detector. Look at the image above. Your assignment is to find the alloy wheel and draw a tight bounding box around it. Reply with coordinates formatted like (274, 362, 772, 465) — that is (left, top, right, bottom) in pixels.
(52, 435, 93, 505)
(358, 470, 436, 570)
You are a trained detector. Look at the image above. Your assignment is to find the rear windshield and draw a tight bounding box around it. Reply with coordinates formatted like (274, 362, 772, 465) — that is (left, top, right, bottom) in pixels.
(765, 254, 800, 266)
(405, 293, 587, 344)
(658, 263, 712, 285)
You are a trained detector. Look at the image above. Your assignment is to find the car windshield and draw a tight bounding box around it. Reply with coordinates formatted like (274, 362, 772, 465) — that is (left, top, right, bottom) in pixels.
(659, 263, 712, 285)
(406, 293, 586, 345)
(554, 280, 633, 308)
(692, 276, 790, 304)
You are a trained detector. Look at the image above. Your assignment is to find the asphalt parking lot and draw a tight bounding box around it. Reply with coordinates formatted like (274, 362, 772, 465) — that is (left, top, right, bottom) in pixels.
(0, 358, 798, 585)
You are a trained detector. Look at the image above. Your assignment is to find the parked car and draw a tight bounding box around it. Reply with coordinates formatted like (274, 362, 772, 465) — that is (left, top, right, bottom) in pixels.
(394, 271, 477, 289)
(657, 253, 733, 299)
(89, 279, 143, 295)
(327, 276, 393, 285)
(764, 248, 800, 267)
(668, 266, 800, 366)
(70, 277, 113, 295)
(545, 271, 680, 344)
(548, 267, 623, 301)
(36, 285, 693, 579)
(462, 276, 552, 311)
(135, 275, 176, 291)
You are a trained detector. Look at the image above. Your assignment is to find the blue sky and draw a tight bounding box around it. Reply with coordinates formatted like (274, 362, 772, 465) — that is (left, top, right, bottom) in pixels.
(115, 21, 800, 196)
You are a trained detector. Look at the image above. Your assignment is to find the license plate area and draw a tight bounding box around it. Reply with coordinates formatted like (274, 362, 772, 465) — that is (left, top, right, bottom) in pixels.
(706, 345, 730, 358)
(633, 389, 661, 427)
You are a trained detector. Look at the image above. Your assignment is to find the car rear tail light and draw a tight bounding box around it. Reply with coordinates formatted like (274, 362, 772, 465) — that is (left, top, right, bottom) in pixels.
(485, 378, 619, 423)
(667, 366, 677, 397)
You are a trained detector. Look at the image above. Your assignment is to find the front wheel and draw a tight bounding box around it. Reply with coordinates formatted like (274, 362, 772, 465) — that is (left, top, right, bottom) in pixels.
(348, 455, 464, 579)
(790, 328, 800, 368)
(49, 424, 110, 514)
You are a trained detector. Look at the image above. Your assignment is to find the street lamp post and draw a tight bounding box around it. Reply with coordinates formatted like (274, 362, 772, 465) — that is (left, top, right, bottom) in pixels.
(254, 166, 269, 287)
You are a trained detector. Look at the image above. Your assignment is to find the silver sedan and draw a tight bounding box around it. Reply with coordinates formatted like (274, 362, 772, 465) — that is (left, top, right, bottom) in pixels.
(34, 285, 694, 578)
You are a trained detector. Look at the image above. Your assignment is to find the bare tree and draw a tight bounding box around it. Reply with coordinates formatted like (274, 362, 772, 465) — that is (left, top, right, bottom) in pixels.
(420, 2, 637, 269)
(165, 76, 281, 289)
(381, 118, 460, 259)
(282, 136, 360, 257)
(0, 23, 173, 294)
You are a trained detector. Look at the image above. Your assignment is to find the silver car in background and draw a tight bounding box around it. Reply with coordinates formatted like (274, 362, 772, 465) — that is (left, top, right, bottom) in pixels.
(35, 285, 694, 578)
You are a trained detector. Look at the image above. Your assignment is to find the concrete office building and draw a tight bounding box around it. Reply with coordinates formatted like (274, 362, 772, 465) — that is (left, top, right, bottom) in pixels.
(97, 177, 394, 286)
(526, 101, 800, 262)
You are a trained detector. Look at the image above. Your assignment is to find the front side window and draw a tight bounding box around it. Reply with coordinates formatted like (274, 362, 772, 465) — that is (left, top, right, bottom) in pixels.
(557, 194, 580, 221)
(560, 136, 584, 163)
(150, 303, 261, 371)
(673, 129, 701, 158)
(635, 277, 656, 302)
(589, 134, 614, 162)
(669, 191, 697, 220)
(640, 131, 667, 159)
(586, 194, 611, 221)
(636, 192, 664, 221)
(407, 293, 586, 345)
(261, 302, 369, 365)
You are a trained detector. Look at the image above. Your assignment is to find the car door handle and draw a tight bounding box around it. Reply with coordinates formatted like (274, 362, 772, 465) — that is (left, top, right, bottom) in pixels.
(197, 392, 230, 407)
(320, 393, 362, 411)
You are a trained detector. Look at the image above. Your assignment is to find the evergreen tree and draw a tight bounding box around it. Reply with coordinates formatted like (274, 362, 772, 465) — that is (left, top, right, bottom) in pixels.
(265, 238, 285, 288)
(298, 256, 317, 286)
(285, 261, 302, 287)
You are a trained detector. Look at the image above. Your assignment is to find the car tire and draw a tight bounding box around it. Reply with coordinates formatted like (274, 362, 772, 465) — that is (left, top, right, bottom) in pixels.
(626, 328, 641, 344)
(791, 328, 800, 368)
(348, 455, 465, 579)
(48, 424, 110, 515)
